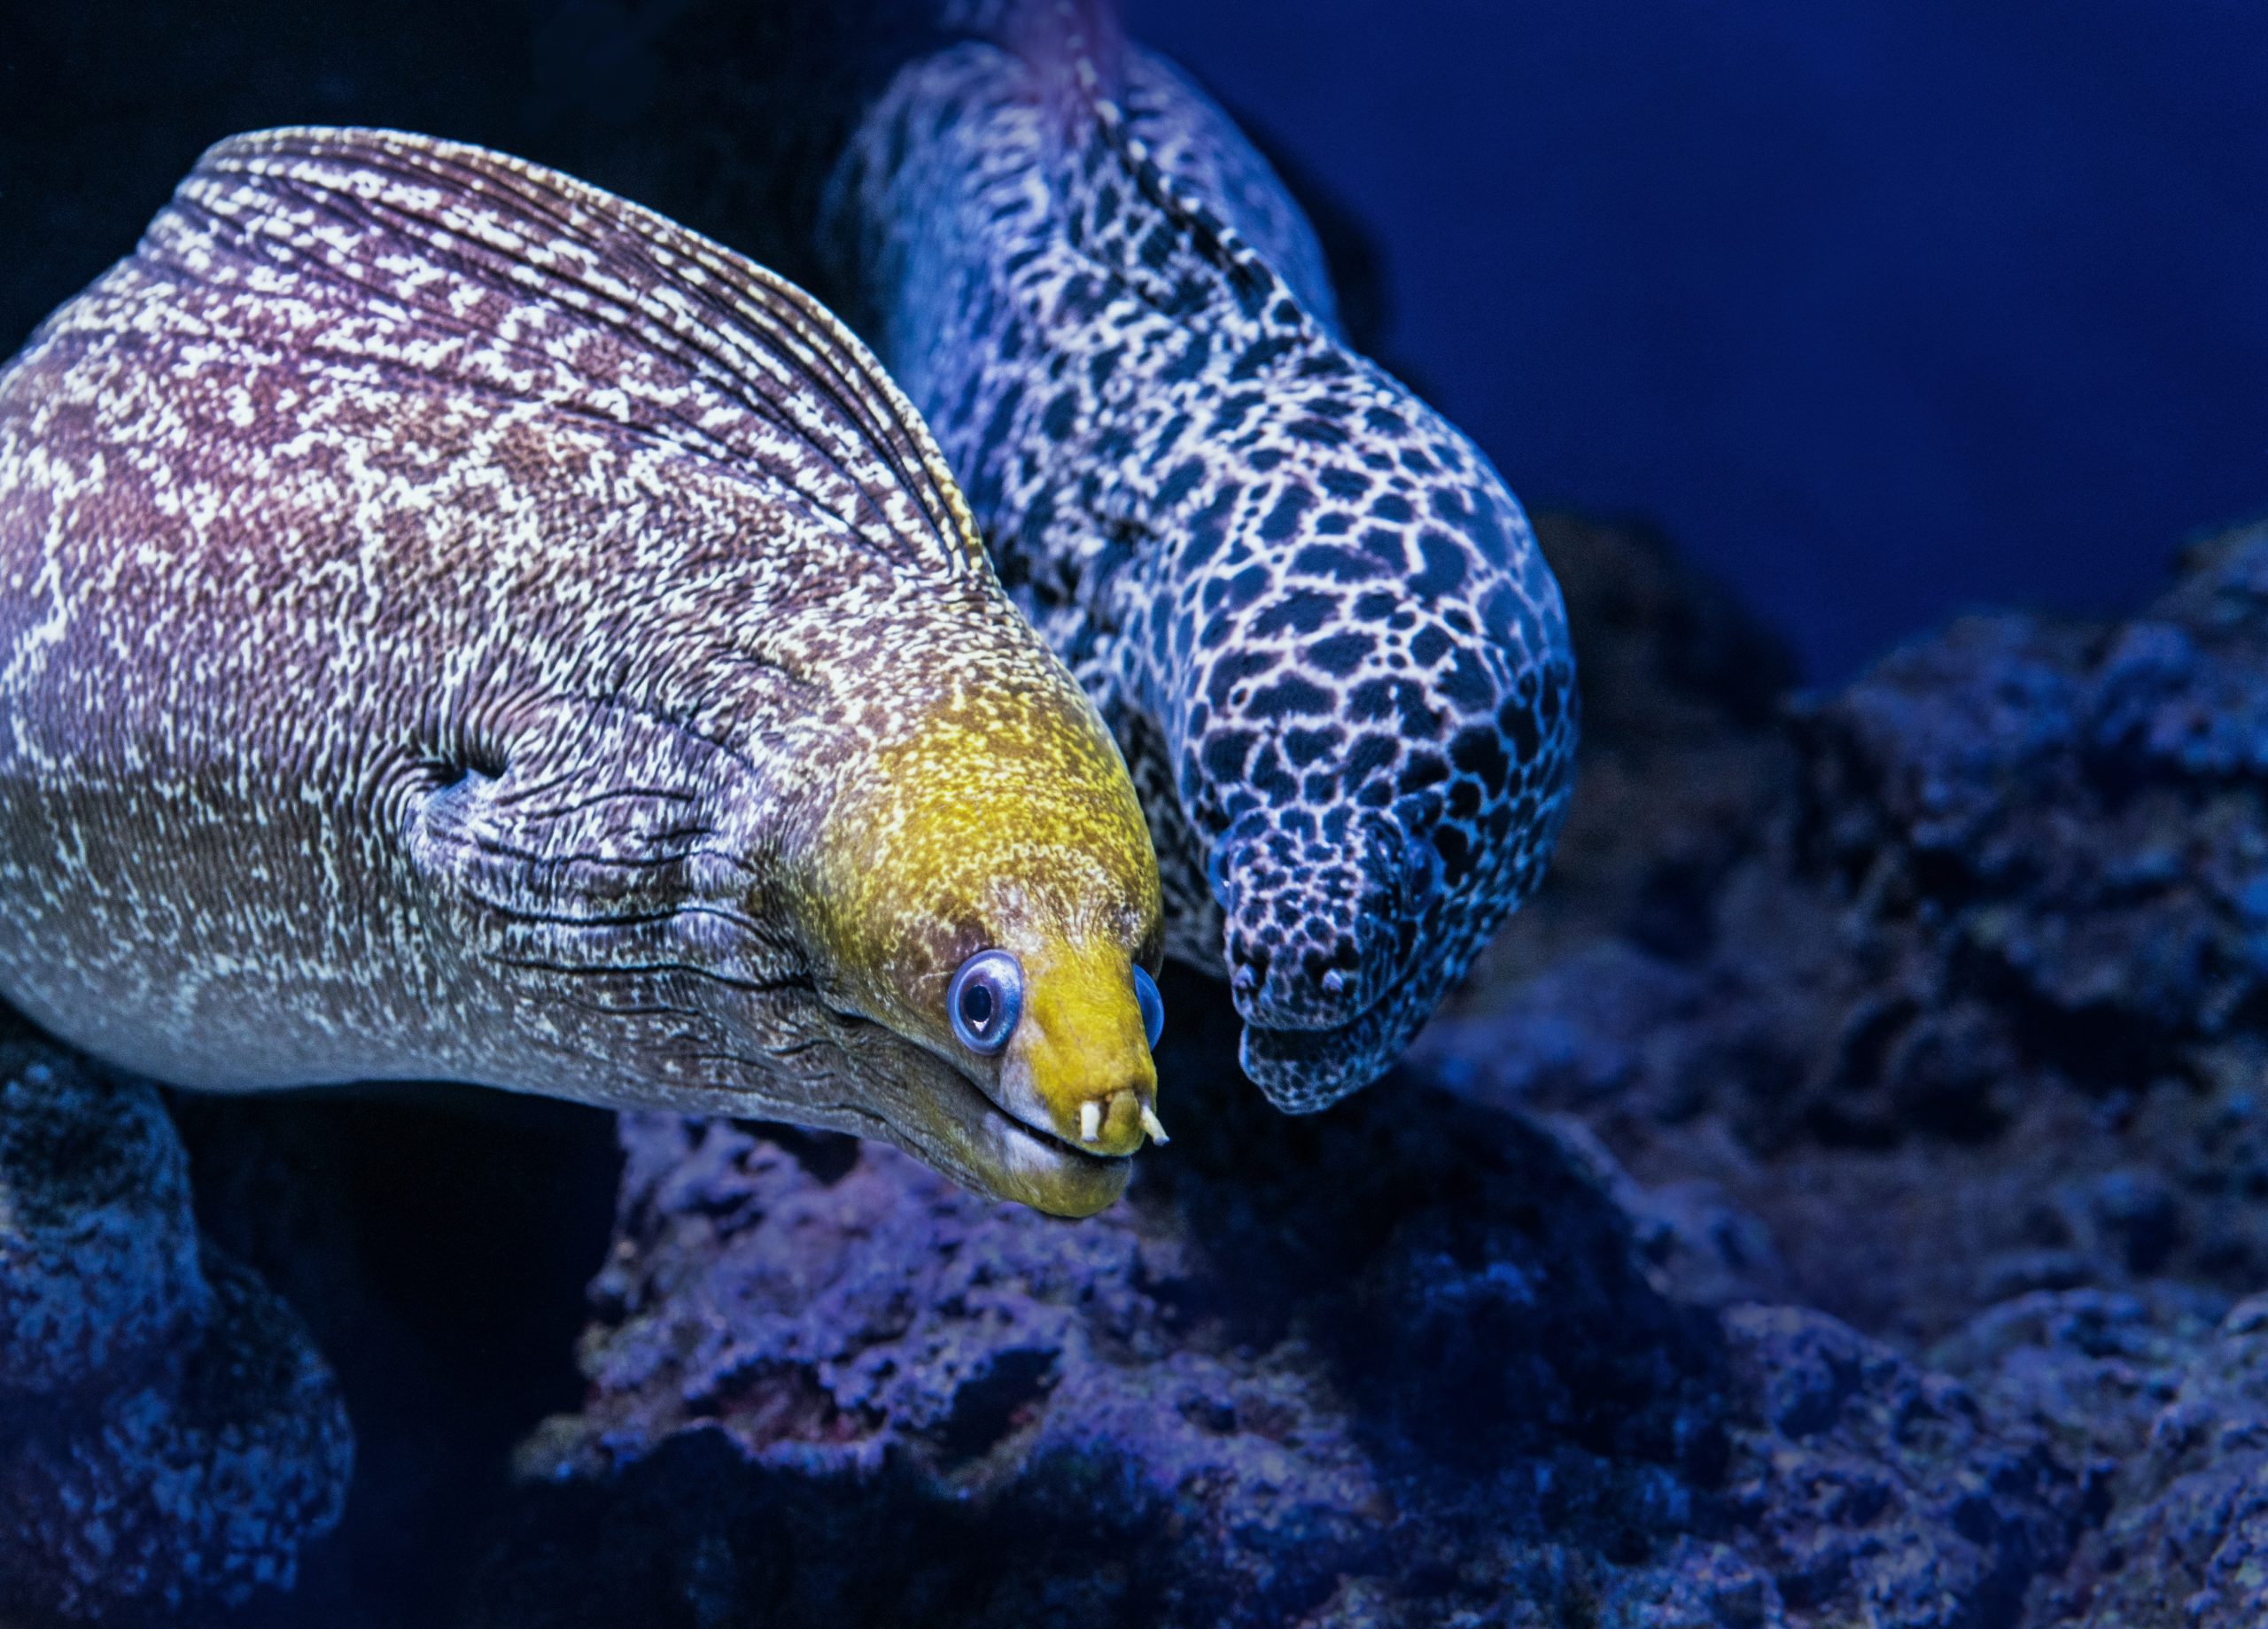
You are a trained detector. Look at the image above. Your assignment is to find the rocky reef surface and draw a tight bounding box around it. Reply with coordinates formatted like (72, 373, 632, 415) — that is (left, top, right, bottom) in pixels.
(448, 516, 2268, 1627)
(1441, 517, 2268, 1346)
(0, 1042, 351, 1625)
(472, 1083, 2091, 1627)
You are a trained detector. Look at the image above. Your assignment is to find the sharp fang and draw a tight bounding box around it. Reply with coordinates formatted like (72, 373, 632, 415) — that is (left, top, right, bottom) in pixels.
(1139, 1106, 1170, 1145)
(1322, 968, 1346, 995)
(1080, 1100, 1102, 1143)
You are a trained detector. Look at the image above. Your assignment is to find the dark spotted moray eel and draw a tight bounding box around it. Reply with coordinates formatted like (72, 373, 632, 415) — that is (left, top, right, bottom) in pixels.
(806, 0, 1580, 1106)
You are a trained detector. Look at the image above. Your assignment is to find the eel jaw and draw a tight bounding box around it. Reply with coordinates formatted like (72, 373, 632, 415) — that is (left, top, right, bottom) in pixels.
(998, 1067, 1154, 1160)
(1233, 959, 1438, 1115)
(944, 1064, 1134, 1217)
(679, 998, 1138, 1218)
(859, 1036, 1135, 1218)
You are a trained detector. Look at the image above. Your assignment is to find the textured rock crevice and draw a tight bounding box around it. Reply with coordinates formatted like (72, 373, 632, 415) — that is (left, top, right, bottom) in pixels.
(1451, 521, 2268, 1348)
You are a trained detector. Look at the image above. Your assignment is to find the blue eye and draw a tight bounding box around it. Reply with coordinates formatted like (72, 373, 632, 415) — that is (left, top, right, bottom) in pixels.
(1133, 966, 1164, 1051)
(948, 950, 1023, 1054)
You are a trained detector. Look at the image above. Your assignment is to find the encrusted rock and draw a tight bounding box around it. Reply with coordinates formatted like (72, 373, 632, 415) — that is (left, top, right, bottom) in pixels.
(0, 1045, 206, 1396)
(483, 989, 2085, 1626)
(0, 1045, 352, 1624)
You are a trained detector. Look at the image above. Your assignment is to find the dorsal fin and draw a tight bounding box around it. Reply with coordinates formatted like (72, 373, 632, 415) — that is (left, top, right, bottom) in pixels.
(942, 0, 1126, 102)
(1094, 70, 1323, 330)
(147, 126, 987, 580)
(1109, 53, 1343, 331)
(913, 3, 1319, 346)
(963, 7, 1303, 343)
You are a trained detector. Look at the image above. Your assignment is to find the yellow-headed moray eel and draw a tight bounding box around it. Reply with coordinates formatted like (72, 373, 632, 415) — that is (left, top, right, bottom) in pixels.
(0, 127, 1167, 1218)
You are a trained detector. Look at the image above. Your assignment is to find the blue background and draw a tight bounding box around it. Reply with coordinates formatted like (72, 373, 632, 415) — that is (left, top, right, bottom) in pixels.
(1129, 0, 2268, 677)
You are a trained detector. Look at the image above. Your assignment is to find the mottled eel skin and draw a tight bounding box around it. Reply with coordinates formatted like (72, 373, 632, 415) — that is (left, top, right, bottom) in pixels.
(819, 0, 1580, 1108)
(0, 127, 1167, 1218)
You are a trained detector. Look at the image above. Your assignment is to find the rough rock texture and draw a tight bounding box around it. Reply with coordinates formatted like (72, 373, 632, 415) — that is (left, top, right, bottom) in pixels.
(0, 1047, 208, 1398)
(0, 1042, 352, 1624)
(1440, 520, 2268, 1346)
(473, 966, 2093, 1627)
(2054, 1294, 2268, 1627)
(1433, 517, 2268, 1622)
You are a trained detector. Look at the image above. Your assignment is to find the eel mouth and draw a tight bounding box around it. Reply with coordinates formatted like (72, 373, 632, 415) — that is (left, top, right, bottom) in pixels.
(682, 997, 1138, 1219)
(1236, 968, 1425, 1114)
(830, 1031, 1134, 1219)
(807, 1057, 1134, 1219)
(946, 1062, 1135, 1218)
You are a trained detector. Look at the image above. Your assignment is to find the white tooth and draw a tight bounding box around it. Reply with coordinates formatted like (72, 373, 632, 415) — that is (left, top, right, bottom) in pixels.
(1322, 969, 1346, 995)
(1080, 1100, 1102, 1143)
(1139, 1106, 1170, 1145)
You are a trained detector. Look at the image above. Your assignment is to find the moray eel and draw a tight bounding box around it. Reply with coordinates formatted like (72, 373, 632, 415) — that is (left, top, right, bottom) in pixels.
(0, 127, 1166, 1218)
(812, 0, 1580, 1108)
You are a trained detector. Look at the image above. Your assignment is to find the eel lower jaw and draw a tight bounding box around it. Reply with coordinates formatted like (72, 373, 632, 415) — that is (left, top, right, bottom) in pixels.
(933, 1061, 1134, 1218)
(775, 998, 1136, 1217)
(1238, 1016, 1394, 1113)
(1235, 966, 1434, 1113)
(810, 1061, 1132, 1218)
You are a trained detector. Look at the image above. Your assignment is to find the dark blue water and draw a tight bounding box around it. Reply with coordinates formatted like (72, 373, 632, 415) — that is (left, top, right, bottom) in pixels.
(1130, 0, 2268, 677)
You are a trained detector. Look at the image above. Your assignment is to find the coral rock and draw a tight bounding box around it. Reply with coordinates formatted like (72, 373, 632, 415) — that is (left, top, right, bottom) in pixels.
(0, 1045, 351, 1624)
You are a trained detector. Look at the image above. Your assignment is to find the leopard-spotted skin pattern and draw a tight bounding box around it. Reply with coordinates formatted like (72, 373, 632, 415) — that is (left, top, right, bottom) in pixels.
(823, 9, 1579, 1109)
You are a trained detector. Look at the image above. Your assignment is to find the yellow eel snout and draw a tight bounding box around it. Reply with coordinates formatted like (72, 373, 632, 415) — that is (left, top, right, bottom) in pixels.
(976, 937, 1163, 1160)
(791, 661, 1168, 1217)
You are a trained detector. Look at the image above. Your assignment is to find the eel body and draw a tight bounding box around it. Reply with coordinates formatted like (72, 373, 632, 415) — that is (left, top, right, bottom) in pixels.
(0, 127, 1165, 1217)
(814, 1, 1580, 1106)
